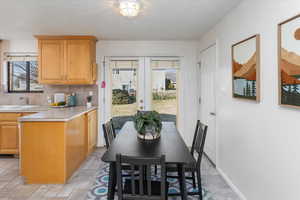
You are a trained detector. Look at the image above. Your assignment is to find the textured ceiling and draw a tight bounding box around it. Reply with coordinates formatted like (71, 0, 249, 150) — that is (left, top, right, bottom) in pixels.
(0, 0, 241, 40)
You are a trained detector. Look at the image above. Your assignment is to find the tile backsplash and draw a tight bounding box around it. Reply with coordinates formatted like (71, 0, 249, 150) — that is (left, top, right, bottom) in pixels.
(0, 85, 98, 106)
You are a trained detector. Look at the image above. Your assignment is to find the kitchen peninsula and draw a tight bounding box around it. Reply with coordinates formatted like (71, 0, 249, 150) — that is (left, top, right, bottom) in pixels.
(19, 106, 98, 184)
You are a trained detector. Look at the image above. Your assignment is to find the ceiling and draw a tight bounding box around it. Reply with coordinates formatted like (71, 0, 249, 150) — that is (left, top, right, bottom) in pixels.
(0, 0, 241, 40)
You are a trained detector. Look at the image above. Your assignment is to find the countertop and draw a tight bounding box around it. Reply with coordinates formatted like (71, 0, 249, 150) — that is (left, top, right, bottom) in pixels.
(0, 105, 97, 122)
(19, 106, 97, 122)
(0, 105, 50, 113)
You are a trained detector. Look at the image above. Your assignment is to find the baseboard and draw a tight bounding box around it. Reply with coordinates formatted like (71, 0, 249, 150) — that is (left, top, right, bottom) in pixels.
(216, 167, 247, 200)
(204, 152, 216, 168)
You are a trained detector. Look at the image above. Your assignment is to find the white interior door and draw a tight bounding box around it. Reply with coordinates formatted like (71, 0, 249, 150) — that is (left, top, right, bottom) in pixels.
(198, 45, 217, 165)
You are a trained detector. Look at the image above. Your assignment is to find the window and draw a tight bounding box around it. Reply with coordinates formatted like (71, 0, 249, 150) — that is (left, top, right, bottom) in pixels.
(7, 61, 43, 93)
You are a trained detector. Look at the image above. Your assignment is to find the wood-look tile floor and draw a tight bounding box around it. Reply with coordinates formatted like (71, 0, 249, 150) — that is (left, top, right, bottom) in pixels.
(0, 149, 104, 200)
(0, 148, 240, 200)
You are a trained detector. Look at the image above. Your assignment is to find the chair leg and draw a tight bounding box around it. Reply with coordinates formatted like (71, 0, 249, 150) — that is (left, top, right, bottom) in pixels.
(192, 172, 196, 188)
(196, 169, 203, 200)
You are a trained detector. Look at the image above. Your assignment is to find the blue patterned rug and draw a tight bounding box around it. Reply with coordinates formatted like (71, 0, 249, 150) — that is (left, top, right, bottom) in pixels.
(87, 164, 214, 200)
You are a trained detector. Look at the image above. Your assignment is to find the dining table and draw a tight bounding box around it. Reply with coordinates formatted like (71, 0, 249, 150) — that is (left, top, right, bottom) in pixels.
(101, 121, 196, 200)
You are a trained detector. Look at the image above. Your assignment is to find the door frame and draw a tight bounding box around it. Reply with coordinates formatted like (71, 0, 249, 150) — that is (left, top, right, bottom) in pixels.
(198, 43, 218, 166)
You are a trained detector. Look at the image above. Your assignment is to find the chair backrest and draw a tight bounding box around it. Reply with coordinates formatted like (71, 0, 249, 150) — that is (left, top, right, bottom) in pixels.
(110, 118, 116, 138)
(102, 120, 115, 149)
(194, 122, 208, 169)
(116, 154, 166, 200)
(191, 120, 200, 156)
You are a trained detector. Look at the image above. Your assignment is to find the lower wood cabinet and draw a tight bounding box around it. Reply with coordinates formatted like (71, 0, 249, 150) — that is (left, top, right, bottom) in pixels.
(86, 110, 98, 156)
(0, 113, 35, 155)
(20, 109, 98, 184)
(0, 122, 19, 154)
(0, 113, 21, 155)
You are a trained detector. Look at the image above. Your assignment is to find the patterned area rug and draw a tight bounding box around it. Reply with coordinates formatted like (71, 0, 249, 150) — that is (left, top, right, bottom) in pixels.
(87, 164, 214, 200)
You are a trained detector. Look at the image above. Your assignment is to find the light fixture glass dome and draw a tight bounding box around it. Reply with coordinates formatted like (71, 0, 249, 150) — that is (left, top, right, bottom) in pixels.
(119, 0, 140, 17)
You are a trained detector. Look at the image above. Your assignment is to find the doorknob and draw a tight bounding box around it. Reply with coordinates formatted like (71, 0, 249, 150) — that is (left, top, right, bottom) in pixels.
(210, 112, 216, 116)
(140, 99, 144, 103)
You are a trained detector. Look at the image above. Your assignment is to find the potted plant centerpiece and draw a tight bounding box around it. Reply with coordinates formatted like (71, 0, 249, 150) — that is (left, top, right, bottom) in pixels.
(134, 111, 162, 141)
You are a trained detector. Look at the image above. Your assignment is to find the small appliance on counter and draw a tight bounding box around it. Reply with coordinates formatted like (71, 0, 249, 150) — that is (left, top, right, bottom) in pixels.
(67, 93, 77, 107)
(50, 93, 67, 107)
(54, 93, 65, 103)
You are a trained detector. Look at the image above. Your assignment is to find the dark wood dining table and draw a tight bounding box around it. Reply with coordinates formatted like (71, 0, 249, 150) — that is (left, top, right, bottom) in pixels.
(101, 121, 196, 200)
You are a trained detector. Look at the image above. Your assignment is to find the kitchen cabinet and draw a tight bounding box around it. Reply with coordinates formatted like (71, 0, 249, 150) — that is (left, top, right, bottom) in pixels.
(0, 122, 19, 154)
(38, 40, 65, 83)
(86, 110, 97, 156)
(36, 35, 97, 85)
(0, 113, 32, 155)
(0, 113, 21, 155)
(20, 108, 98, 184)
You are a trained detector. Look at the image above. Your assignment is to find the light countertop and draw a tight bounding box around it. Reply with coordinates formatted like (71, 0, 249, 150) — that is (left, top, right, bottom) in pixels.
(0, 105, 50, 113)
(18, 106, 97, 122)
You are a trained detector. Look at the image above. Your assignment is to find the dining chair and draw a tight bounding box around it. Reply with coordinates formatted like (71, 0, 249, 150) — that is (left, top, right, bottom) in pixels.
(166, 121, 208, 200)
(102, 120, 115, 149)
(104, 120, 140, 174)
(166, 120, 200, 187)
(116, 154, 168, 200)
(110, 118, 117, 137)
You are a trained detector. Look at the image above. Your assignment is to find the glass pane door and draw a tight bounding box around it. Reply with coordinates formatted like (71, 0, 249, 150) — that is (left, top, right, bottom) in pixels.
(108, 57, 179, 130)
(111, 60, 139, 119)
(151, 59, 179, 124)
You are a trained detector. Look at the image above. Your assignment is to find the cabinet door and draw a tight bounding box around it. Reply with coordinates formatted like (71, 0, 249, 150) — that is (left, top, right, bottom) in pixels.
(66, 40, 92, 84)
(0, 122, 19, 154)
(38, 40, 65, 84)
(87, 110, 97, 155)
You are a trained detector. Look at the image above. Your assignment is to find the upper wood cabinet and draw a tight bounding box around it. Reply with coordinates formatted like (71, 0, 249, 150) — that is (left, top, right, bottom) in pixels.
(36, 36, 97, 85)
(39, 40, 65, 83)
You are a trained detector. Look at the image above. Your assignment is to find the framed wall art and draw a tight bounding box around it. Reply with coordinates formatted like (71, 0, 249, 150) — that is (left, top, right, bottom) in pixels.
(232, 34, 260, 101)
(278, 14, 300, 108)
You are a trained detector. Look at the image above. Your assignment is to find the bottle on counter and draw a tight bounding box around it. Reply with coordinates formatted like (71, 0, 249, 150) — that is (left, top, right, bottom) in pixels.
(86, 91, 93, 108)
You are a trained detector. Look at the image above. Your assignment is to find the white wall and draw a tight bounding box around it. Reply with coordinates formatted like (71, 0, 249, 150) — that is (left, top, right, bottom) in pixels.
(198, 0, 300, 200)
(97, 41, 199, 146)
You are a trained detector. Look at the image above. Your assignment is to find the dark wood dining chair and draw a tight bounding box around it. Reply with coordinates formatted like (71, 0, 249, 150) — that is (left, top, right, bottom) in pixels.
(167, 121, 208, 200)
(166, 120, 200, 187)
(102, 120, 115, 149)
(110, 118, 117, 137)
(104, 121, 140, 174)
(116, 154, 168, 200)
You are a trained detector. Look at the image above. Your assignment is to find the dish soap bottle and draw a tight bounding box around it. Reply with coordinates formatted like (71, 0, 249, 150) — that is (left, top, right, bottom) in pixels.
(86, 91, 93, 108)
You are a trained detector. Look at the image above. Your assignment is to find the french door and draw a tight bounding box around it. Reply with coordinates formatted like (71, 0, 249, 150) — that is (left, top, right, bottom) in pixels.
(108, 57, 179, 124)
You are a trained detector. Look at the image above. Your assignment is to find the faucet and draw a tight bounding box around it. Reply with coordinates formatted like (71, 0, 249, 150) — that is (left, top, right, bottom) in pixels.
(19, 97, 30, 105)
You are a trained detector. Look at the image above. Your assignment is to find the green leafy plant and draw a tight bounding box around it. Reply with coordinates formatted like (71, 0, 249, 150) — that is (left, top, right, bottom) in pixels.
(134, 111, 162, 135)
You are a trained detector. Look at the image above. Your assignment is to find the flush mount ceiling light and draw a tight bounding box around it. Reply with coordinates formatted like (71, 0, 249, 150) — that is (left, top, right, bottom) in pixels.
(119, 0, 141, 17)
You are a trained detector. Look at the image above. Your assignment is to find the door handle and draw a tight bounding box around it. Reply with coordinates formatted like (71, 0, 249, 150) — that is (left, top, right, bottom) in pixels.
(210, 112, 216, 116)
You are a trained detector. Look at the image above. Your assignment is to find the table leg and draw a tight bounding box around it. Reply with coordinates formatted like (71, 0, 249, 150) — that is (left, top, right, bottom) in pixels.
(107, 162, 116, 200)
(177, 164, 187, 200)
